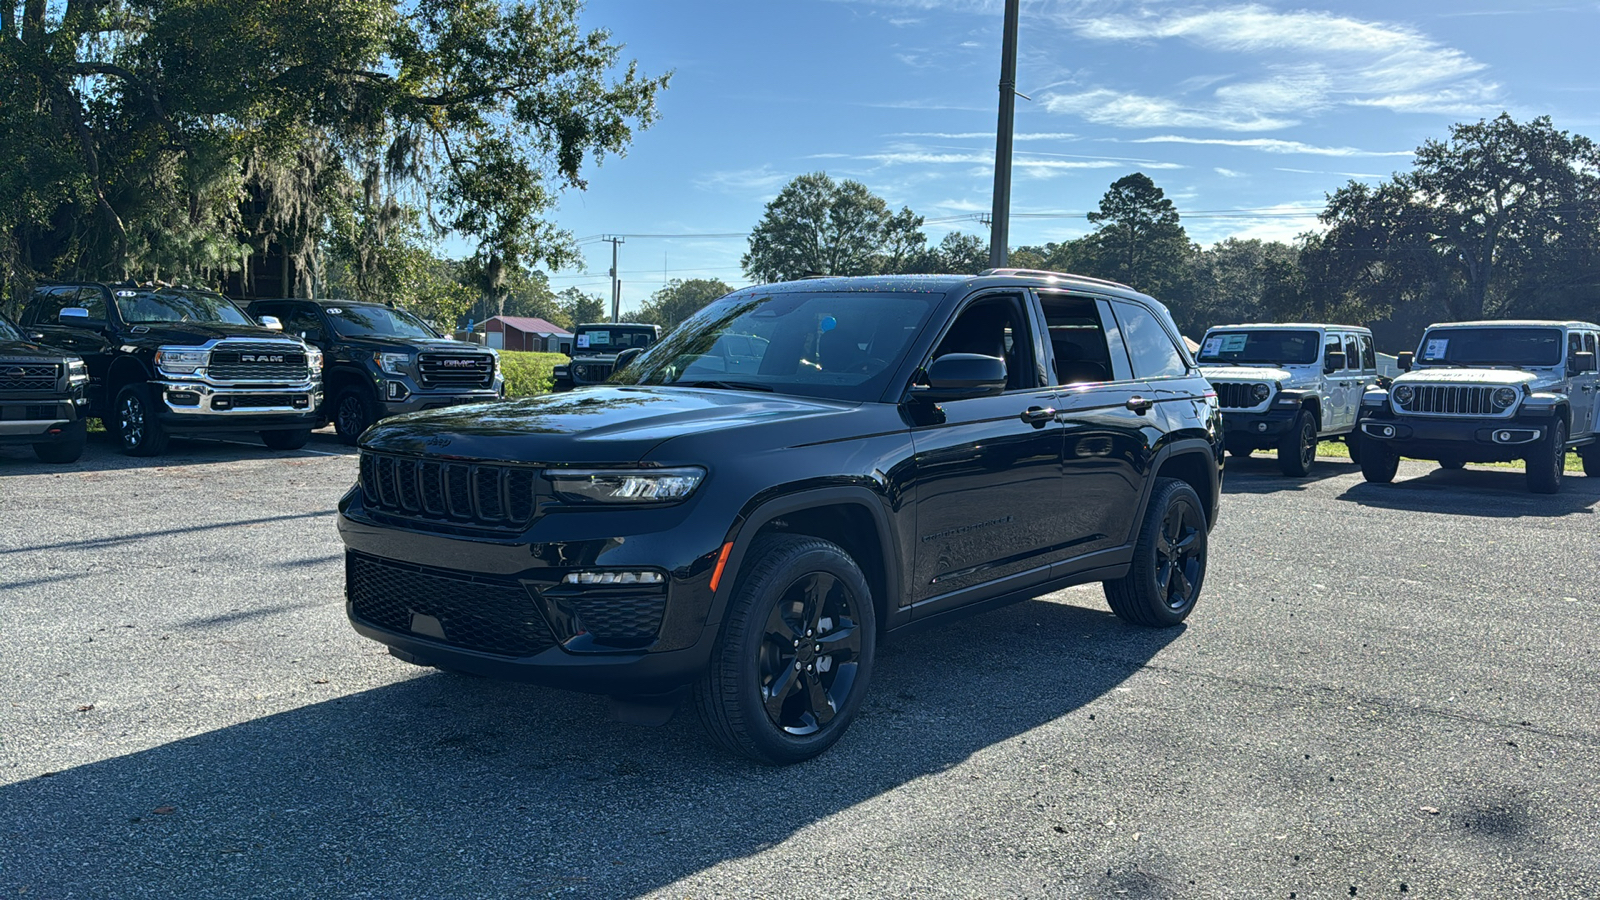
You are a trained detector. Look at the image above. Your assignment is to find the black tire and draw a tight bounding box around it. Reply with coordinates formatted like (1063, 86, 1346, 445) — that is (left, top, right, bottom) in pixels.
(695, 534, 876, 765)
(1438, 457, 1466, 470)
(1359, 435, 1399, 483)
(1582, 444, 1600, 478)
(1277, 409, 1317, 476)
(1526, 419, 1566, 494)
(1345, 433, 1362, 464)
(333, 388, 375, 446)
(33, 419, 87, 463)
(1103, 478, 1207, 628)
(261, 428, 311, 451)
(114, 383, 169, 457)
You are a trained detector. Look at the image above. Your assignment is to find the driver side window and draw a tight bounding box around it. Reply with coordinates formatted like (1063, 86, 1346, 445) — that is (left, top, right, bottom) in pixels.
(929, 295, 1039, 392)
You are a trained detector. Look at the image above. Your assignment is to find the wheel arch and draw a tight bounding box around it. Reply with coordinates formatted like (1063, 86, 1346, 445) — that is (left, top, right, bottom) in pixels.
(1147, 440, 1222, 531)
(324, 364, 376, 400)
(106, 356, 152, 397)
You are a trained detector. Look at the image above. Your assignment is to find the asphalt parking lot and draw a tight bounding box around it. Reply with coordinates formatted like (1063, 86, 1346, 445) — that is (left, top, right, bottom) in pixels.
(3, 435, 1598, 899)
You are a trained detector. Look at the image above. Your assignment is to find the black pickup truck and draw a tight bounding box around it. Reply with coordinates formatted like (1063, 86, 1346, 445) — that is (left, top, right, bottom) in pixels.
(19, 283, 323, 456)
(0, 311, 90, 463)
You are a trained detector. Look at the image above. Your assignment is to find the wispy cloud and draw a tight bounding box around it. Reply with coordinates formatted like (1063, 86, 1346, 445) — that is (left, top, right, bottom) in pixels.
(888, 132, 1080, 141)
(1274, 167, 1387, 179)
(694, 166, 794, 196)
(1214, 168, 1244, 177)
(1133, 135, 1414, 157)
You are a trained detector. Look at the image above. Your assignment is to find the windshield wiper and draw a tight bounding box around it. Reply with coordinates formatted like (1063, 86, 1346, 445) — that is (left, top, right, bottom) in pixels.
(676, 379, 774, 392)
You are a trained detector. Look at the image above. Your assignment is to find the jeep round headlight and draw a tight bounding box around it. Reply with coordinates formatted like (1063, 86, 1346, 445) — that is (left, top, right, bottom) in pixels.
(1251, 382, 1270, 402)
(547, 467, 705, 504)
(1492, 386, 1517, 409)
(1393, 384, 1414, 404)
(155, 347, 208, 376)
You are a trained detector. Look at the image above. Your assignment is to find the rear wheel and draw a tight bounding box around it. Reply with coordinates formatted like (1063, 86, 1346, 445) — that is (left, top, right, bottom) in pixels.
(1278, 410, 1317, 476)
(1104, 478, 1207, 628)
(114, 383, 169, 457)
(333, 388, 375, 446)
(695, 534, 876, 765)
(1359, 435, 1399, 484)
(33, 420, 86, 463)
(1581, 444, 1600, 478)
(1526, 419, 1566, 494)
(261, 428, 311, 451)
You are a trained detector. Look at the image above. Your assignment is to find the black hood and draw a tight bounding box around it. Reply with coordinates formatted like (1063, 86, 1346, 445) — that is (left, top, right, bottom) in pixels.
(127, 322, 300, 347)
(0, 338, 76, 364)
(332, 335, 490, 354)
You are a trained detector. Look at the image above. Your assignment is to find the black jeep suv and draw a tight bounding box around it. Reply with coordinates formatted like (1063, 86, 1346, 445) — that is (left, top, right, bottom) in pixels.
(550, 322, 661, 391)
(247, 299, 501, 445)
(19, 283, 322, 456)
(0, 311, 91, 463)
(339, 271, 1223, 763)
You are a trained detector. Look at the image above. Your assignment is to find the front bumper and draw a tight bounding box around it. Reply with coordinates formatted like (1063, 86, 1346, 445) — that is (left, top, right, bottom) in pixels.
(1358, 414, 1549, 462)
(0, 389, 89, 445)
(381, 387, 501, 416)
(1221, 407, 1299, 444)
(153, 379, 323, 431)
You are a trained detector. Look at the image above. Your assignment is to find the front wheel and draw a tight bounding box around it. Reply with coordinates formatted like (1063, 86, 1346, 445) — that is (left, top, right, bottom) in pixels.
(1345, 433, 1362, 464)
(261, 428, 311, 451)
(695, 534, 876, 765)
(1278, 410, 1317, 476)
(333, 388, 374, 446)
(1359, 435, 1399, 483)
(33, 420, 87, 463)
(1526, 419, 1566, 494)
(114, 383, 169, 457)
(1104, 478, 1207, 628)
(1581, 444, 1600, 478)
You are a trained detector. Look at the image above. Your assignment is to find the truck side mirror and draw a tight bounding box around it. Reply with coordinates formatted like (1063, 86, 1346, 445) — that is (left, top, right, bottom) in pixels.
(1323, 350, 1346, 374)
(258, 315, 283, 331)
(1397, 351, 1413, 372)
(58, 307, 92, 324)
(1569, 350, 1595, 375)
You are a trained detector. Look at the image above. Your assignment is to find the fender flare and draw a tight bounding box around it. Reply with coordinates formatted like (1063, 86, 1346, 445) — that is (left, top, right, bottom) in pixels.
(1128, 436, 1223, 535)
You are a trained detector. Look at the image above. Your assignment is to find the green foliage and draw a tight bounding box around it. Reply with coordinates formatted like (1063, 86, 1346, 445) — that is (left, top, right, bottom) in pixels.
(902, 232, 989, 275)
(635, 278, 733, 331)
(1079, 173, 1195, 302)
(559, 286, 606, 325)
(742, 172, 926, 282)
(498, 350, 566, 396)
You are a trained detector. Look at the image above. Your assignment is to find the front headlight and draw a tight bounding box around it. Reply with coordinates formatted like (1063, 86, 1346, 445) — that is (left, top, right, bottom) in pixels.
(67, 359, 90, 384)
(1393, 384, 1414, 404)
(375, 351, 409, 375)
(1492, 386, 1517, 409)
(306, 346, 324, 373)
(155, 347, 208, 376)
(1251, 382, 1270, 402)
(547, 467, 705, 504)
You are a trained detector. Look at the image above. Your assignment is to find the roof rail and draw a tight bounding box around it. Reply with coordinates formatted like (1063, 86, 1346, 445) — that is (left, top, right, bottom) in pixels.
(977, 268, 1132, 290)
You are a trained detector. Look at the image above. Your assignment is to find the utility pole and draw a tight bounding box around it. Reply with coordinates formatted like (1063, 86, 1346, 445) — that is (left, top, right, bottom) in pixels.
(988, 0, 1021, 270)
(602, 236, 625, 323)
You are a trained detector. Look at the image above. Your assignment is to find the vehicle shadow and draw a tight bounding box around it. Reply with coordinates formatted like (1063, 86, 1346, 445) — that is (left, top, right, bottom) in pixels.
(1221, 452, 1359, 494)
(0, 427, 354, 476)
(0, 596, 1180, 898)
(1335, 466, 1600, 518)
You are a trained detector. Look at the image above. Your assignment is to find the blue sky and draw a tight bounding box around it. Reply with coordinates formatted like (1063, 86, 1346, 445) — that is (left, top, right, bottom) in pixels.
(546, 0, 1600, 315)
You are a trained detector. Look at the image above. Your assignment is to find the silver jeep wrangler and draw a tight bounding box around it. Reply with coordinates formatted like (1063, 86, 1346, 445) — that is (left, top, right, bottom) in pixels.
(1197, 323, 1379, 476)
(1356, 319, 1600, 493)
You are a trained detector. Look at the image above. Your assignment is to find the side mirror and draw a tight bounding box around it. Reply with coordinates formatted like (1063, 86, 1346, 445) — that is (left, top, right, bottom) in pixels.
(1397, 351, 1413, 372)
(912, 353, 1008, 402)
(258, 315, 283, 331)
(1323, 350, 1346, 374)
(1569, 350, 1595, 375)
(614, 346, 644, 372)
(58, 307, 92, 324)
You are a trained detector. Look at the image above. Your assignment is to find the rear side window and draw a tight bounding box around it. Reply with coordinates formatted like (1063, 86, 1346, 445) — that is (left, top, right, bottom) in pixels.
(1037, 292, 1130, 384)
(1111, 301, 1188, 379)
(1344, 336, 1360, 371)
(1359, 334, 1376, 371)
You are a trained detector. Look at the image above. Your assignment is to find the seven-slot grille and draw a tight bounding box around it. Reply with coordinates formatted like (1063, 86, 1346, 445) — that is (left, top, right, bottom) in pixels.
(418, 352, 494, 389)
(1212, 382, 1263, 409)
(359, 450, 538, 531)
(571, 361, 613, 383)
(0, 363, 60, 393)
(208, 341, 309, 382)
(1396, 384, 1506, 417)
(346, 553, 556, 657)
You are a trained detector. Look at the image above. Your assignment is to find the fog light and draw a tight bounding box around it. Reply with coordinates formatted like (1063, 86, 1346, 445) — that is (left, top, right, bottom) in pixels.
(387, 381, 409, 401)
(1380, 425, 1394, 437)
(293, 395, 309, 409)
(562, 570, 665, 586)
(212, 396, 233, 410)
(1256, 422, 1268, 433)
(1498, 431, 1512, 442)
(166, 391, 201, 407)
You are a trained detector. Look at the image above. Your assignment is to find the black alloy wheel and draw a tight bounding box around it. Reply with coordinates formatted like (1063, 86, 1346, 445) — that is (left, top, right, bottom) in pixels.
(115, 383, 169, 457)
(696, 534, 876, 765)
(1278, 409, 1317, 476)
(334, 388, 373, 446)
(1526, 419, 1566, 494)
(1359, 435, 1399, 484)
(1104, 477, 1207, 628)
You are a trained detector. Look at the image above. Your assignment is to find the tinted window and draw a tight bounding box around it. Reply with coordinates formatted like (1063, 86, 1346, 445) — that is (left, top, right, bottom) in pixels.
(576, 327, 656, 352)
(1359, 334, 1376, 370)
(0, 313, 22, 342)
(1417, 327, 1562, 367)
(325, 304, 436, 339)
(1197, 329, 1320, 366)
(115, 289, 251, 326)
(929, 294, 1038, 391)
(1344, 336, 1360, 370)
(1038, 292, 1126, 384)
(282, 307, 325, 339)
(32, 286, 107, 325)
(1113, 301, 1187, 379)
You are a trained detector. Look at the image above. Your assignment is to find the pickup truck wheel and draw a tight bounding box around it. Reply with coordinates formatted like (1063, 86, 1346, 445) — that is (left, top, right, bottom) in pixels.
(333, 388, 374, 446)
(1581, 444, 1600, 477)
(1345, 434, 1362, 464)
(114, 383, 169, 457)
(695, 534, 876, 765)
(1104, 478, 1207, 628)
(260, 429, 311, 451)
(1526, 419, 1566, 494)
(1358, 436, 1399, 483)
(1277, 410, 1317, 476)
(33, 420, 86, 463)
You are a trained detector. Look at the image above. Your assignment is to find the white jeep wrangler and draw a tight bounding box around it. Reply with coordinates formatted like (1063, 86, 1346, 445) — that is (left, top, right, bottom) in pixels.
(1356, 320, 1600, 493)
(1197, 323, 1379, 476)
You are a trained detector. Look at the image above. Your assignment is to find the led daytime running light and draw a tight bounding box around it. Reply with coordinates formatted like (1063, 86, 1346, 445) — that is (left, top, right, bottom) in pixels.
(562, 570, 665, 586)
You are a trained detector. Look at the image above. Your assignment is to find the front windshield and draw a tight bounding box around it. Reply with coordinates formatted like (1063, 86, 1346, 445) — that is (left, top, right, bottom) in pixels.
(576, 327, 656, 352)
(617, 291, 939, 401)
(0, 314, 22, 342)
(1417, 327, 1563, 367)
(1197, 330, 1320, 366)
(325, 304, 437, 339)
(114, 289, 253, 326)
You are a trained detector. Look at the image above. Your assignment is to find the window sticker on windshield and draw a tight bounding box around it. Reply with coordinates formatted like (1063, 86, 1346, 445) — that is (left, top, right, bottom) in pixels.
(1424, 338, 1448, 358)
(1219, 334, 1249, 353)
(588, 331, 610, 345)
(1201, 337, 1223, 356)
(576, 334, 590, 348)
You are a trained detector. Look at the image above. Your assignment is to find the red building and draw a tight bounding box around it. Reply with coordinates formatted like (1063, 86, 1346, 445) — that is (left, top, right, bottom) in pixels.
(483, 316, 573, 353)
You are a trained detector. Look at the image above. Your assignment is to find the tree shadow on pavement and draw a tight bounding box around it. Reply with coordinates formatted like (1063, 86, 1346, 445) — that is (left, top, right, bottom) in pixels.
(0, 428, 353, 476)
(0, 597, 1180, 898)
(1335, 466, 1600, 518)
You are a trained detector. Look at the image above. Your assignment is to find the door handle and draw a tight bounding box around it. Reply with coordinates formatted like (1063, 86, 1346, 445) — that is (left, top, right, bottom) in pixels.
(1020, 406, 1056, 425)
(1126, 396, 1154, 415)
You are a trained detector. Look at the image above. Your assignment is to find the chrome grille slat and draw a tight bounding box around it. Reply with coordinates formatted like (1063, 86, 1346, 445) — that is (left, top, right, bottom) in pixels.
(207, 340, 310, 382)
(0, 363, 61, 393)
(417, 353, 494, 389)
